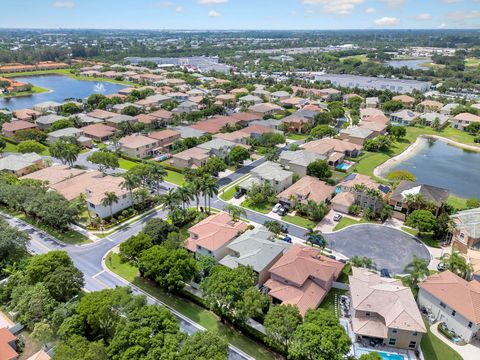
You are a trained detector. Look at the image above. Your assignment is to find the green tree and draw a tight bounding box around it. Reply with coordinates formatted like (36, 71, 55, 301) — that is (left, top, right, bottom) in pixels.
(383, 99, 404, 112)
(404, 256, 430, 286)
(406, 210, 437, 234)
(31, 321, 53, 345)
(307, 159, 332, 180)
(223, 203, 246, 221)
(139, 245, 197, 292)
(314, 112, 335, 125)
(440, 251, 473, 279)
(49, 119, 74, 132)
(143, 218, 178, 245)
(61, 102, 81, 115)
(87, 150, 119, 174)
(203, 156, 227, 176)
(389, 125, 407, 139)
(264, 304, 302, 354)
(387, 170, 416, 182)
(101, 191, 119, 219)
(53, 335, 108, 360)
(11, 283, 57, 329)
(50, 139, 81, 167)
(178, 331, 228, 360)
(17, 140, 47, 154)
(350, 256, 376, 269)
(0, 219, 29, 278)
(227, 146, 250, 165)
(121, 105, 141, 116)
(201, 175, 219, 212)
(359, 353, 383, 360)
(466, 198, 480, 209)
(263, 220, 285, 235)
(310, 124, 337, 139)
(236, 287, 270, 323)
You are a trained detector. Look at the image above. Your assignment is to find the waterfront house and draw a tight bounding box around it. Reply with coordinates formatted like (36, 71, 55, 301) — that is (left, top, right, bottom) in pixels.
(450, 207, 480, 253)
(452, 113, 480, 131)
(278, 150, 327, 177)
(35, 114, 64, 130)
(33, 101, 62, 113)
(2, 120, 37, 137)
(338, 127, 374, 146)
(47, 127, 92, 147)
(302, 138, 362, 158)
(390, 109, 420, 126)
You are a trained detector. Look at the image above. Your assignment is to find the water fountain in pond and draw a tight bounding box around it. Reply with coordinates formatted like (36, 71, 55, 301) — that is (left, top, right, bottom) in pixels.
(93, 83, 106, 93)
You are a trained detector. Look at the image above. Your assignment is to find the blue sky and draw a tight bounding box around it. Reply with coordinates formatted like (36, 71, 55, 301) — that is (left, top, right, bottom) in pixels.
(1, 0, 480, 30)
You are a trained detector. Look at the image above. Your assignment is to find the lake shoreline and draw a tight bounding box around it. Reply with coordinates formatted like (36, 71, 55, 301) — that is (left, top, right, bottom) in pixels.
(374, 134, 480, 180)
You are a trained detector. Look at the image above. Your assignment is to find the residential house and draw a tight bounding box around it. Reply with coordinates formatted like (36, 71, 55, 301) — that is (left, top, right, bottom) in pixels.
(13, 109, 41, 122)
(278, 150, 327, 177)
(219, 226, 289, 285)
(2, 120, 37, 138)
(279, 97, 306, 109)
(252, 88, 271, 100)
(441, 103, 460, 115)
(241, 161, 293, 193)
(392, 95, 415, 108)
(452, 113, 480, 131)
(47, 127, 92, 147)
(390, 110, 420, 126)
(229, 87, 249, 95)
(248, 103, 283, 118)
(270, 91, 291, 102)
(166, 92, 189, 102)
(239, 124, 275, 139)
(350, 267, 426, 351)
(0, 153, 44, 176)
(20, 164, 85, 187)
(32, 101, 62, 113)
(359, 121, 388, 137)
(35, 114, 63, 130)
(365, 97, 380, 108)
(186, 212, 248, 261)
(0, 327, 18, 360)
(318, 88, 341, 100)
(418, 100, 444, 112)
(450, 207, 480, 253)
(338, 127, 375, 146)
(420, 113, 449, 128)
(231, 111, 262, 124)
(418, 271, 480, 343)
(85, 175, 133, 219)
(264, 244, 344, 316)
(87, 109, 117, 121)
(388, 180, 449, 220)
(148, 129, 181, 150)
(148, 109, 173, 126)
(239, 95, 263, 105)
(26, 350, 51, 360)
(360, 108, 385, 121)
(197, 138, 237, 158)
(281, 114, 312, 134)
(106, 114, 137, 129)
(170, 147, 210, 169)
(135, 94, 171, 110)
(190, 116, 240, 134)
(302, 138, 363, 158)
(331, 191, 356, 214)
(134, 114, 159, 128)
(213, 131, 250, 145)
(75, 114, 103, 126)
(249, 118, 282, 131)
(172, 100, 198, 113)
(215, 94, 236, 107)
(278, 176, 335, 207)
(173, 126, 207, 139)
(119, 134, 159, 159)
(112, 103, 142, 114)
(343, 93, 363, 105)
(81, 124, 117, 142)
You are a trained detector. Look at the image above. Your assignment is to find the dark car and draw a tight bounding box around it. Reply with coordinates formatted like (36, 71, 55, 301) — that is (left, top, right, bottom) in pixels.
(234, 189, 245, 199)
(277, 207, 288, 216)
(283, 235, 292, 243)
(380, 268, 391, 278)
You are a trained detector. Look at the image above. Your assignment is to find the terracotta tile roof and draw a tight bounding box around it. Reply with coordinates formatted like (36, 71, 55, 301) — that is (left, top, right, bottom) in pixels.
(420, 270, 480, 324)
(454, 112, 480, 123)
(231, 112, 262, 122)
(26, 349, 51, 360)
(148, 129, 180, 141)
(81, 124, 116, 139)
(300, 140, 335, 156)
(120, 135, 158, 149)
(135, 114, 158, 125)
(393, 94, 415, 103)
(173, 147, 209, 161)
(13, 109, 41, 121)
(359, 121, 388, 132)
(303, 138, 362, 154)
(85, 175, 129, 205)
(350, 267, 426, 335)
(87, 109, 117, 120)
(186, 212, 248, 252)
(149, 109, 173, 119)
(340, 173, 380, 191)
(213, 130, 249, 142)
(278, 176, 335, 204)
(239, 124, 272, 135)
(189, 116, 240, 134)
(20, 165, 85, 185)
(331, 191, 355, 207)
(51, 171, 103, 201)
(362, 114, 389, 125)
(360, 108, 385, 118)
(0, 328, 18, 360)
(2, 120, 37, 132)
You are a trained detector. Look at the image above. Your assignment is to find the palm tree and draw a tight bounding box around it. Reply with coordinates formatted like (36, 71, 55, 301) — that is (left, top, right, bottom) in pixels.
(223, 204, 246, 221)
(145, 162, 167, 195)
(121, 172, 140, 206)
(133, 188, 151, 209)
(101, 192, 119, 220)
(158, 189, 180, 222)
(188, 179, 202, 211)
(77, 192, 92, 225)
(441, 251, 473, 279)
(202, 175, 219, 213)
(404, 256, 429, 286)
(305, 227, 326, 249)
(176, 185, 193, 210)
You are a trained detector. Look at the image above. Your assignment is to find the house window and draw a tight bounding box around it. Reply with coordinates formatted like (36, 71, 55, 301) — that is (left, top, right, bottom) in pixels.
(468, 322, 473, 328)
(409, 341, 416, 348)
(413, 332, 418, 336)
(388, 339, 396, 346)
(366, 312, 370, 317)
(452, 310, 456, 316)
(440, 302, 446, 308)
(392, 329, 397, 334)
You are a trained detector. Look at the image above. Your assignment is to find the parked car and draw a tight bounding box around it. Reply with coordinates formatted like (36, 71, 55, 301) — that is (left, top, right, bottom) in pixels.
(333, 213, 343, 222)
(272, 203, 282, 213)
(283, 235, 292, 243)
(437, 263, 447, 272)
(380, 268, 391, 278)
(234, 189, 245, 199)
(278, 207, 288, 216)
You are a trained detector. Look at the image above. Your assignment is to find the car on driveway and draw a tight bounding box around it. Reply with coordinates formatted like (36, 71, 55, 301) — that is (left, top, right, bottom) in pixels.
(272, 203, 282, 213)
(380, 268, 391, 278)
(437, 263, 447, 272)
(278, 207, 288, 216)
(333, 213, 343, 222)
(234, 189, 245, 199)
(283, 235, 292, 243)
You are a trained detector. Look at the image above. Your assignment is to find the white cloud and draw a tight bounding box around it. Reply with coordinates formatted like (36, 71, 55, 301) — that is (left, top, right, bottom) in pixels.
(176, 6, 184, 12)
(415, 13, 432, 20)
(52, 1, 75, 8)
(374, 16, 400, 26)
(442, 0, 463, 3)
(378, 0, 405, 7)
(208, 10, 222, 17)
(198, 0, 228, 4)
(439, 23, 448, 28)
(447, 10, 480, 21)
(365, 7, 376, 14)
(302, 0, 365, 15)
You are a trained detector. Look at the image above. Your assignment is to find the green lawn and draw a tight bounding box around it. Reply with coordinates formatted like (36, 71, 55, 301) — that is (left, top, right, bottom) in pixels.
(3, 141, 19, 152)
(337, 263, 352, 283)
(219, 185, 238, 201)
(401, 227, 440, 248)
(164, 170, 186, 186)
(353, 126, 478, 178)
(106, 252, 278, 360)
(340, 54, 369, 63)
(465, 58, 480, 67)
(282, 214, 315, 229)
(118, 158, 139, 170)
(0, 85, 49, 98)
(287, 134, 308, 140)
(318, 288, 347, 317)
(333, 217, 369, 231)
(421, 320, 463, 360)
(241, 199, 272, 214)
(447, 194, 468, 210)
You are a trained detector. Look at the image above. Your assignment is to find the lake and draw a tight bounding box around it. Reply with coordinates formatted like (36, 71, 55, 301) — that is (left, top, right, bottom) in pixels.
(389, 138, 480, 199)
(0, 75, 126, 111)
(385, 59, 430, 70)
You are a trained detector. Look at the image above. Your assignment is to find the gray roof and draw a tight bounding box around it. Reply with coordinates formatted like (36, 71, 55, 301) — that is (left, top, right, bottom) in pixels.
(108, 114, 136, 124)
(219, 226, 288, 272)
(0, 153, 42, 171)
(420, 112, 449, 125)
(197, 138, 236, 151)
(239, 95, 262, 102)
(340, 126, 373, 139)
(112, 103, 142, 111)
(391, 110, 420, 122)
(251, 161, 293, 182)
(173, 126, 206, 139)
(48, 127, 82, 138)
(271, 91, 290, 97)
(250, 118, 281, 128)
(279, 150, 326, 167)
(451, 208, 480, 239)
(34, 101, 62, 108)
(35, 114, 63, 125)
(75, 114, 103, 125)
(366, 97, 379, 104)
(390, 180, 449, 206)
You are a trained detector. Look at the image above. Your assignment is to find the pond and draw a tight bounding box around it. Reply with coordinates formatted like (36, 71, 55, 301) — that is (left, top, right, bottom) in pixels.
(385, 58, 430, 70)
(0, 75, 126, 111)
(388, 138, 480, 199)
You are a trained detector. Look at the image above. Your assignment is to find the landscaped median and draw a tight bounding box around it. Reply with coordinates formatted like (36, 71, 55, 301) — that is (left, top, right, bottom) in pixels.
(219, 174, 250, 201)
(105, 252, 277, 360)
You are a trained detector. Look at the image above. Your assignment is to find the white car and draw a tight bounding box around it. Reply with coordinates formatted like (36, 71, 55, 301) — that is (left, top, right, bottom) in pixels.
(272, 203, 282, 213)
(333, 213, 343, 222)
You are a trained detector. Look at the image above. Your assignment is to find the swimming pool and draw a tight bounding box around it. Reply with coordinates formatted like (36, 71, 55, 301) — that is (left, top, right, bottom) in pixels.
(356, 348, 405, 360)
(336, 163, 350, 170)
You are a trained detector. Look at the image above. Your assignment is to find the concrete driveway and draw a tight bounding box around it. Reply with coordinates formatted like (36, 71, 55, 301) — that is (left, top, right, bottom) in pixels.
(325, 224, 431, 274)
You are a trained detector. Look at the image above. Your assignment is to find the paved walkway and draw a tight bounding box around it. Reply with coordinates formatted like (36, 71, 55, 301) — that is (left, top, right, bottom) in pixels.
(430, 323, 480, 360)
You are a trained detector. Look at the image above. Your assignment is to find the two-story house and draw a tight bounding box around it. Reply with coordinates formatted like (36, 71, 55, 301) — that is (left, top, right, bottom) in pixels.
(119, 134, 159, 159)
(450, 207, 480, 254)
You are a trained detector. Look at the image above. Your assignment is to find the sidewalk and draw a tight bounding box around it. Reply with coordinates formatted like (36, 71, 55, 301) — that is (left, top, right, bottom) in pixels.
(430, 322, 480, 360)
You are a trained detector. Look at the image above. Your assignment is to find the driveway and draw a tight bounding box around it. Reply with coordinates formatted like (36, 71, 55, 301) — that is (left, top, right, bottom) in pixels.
(324, 224, 431, 274)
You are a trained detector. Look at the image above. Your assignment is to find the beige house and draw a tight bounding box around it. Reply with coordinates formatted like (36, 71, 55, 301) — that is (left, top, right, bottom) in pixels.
(170, 147, 210, 169)
(452, 113, 480, 131)
(392, 95, 415, 108)
(338, 127, 374, 146)
(0, 153, 44, 176)
(419, 271, 480, 343)
(247, 103, 283, 117)
(148, 129, 181, 150)
(451, 207, 480, 254)
(119, 135, 159, 159)
(2, 120, 37, 138)
(278, 176, 335, 207)
(350, 267, 426, 350)
(278, 150, 327, 177)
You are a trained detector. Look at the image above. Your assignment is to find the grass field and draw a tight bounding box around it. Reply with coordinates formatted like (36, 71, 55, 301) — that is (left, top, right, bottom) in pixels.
(317, 288, 347, 317)
(333, 217, 369, 231)
(287, 134, 308, 140)
(0, 85, 49, 98)
(241, 199, 272, 214)
(340, 54, 369, 63)
(421, 320, 463, 360)
(118, 158, 139, 170)
(465, 58, 480, 67)
(447, 194, 468, 210)
(164, 170, 186, 186)
(219, 185, 238, 201)
(282, 214, 315, 229)
(106, 252, 278, 360)
(401, 227, 440, 248)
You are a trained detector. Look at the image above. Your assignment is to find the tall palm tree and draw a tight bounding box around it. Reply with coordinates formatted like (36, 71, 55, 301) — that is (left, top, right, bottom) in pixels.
(223, 204, 246, 221)
(101, 192, 119, 220)
(145, 162, 167, 195)
(176, 185, 193, 210)
(202, 175, 219, 213)
(77, 192, 92, 225)
(404, 256, 429, 286)
(441, 251, 474, 279)
(188, 179, 202, 211)
(158, 189, 180, 222)
(121, 172, 140, 206)
(133, 188, 151, 209)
